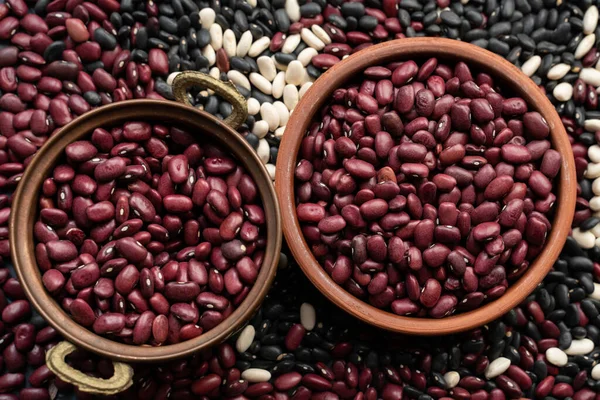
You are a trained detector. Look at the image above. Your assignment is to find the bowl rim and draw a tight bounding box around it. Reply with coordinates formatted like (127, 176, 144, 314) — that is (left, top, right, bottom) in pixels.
(275, 38, 577, 335)
(10, 99, 282, 362)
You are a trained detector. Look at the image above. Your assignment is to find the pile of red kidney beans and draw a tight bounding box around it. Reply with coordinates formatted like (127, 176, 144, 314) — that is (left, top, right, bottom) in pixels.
(1, 0, 600, 398)
(295, 58, 561, 318)
(35, 121, 267, 345)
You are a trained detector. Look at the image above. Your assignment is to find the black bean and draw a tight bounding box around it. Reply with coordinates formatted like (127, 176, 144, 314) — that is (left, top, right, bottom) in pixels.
(506, 46, 521, 63)
(195, 55, 209, 69)
(122, 12, 135, 26)
(295, 363, 315, 374)
(546, 8, 559, 29)
(573, 355, 594, 368)
(181, 0, 199, 13)
(358, 15, 378, 31)
(248, 341, 260, 354)
(259, 345, 283, 361)
(565, 276, 581, 288)
(510, 332, 521, 348)
(235, 360, 251, 371)
(131, 49, 149, 63)
(558, 331, 572, 349)
(274, 9, 290, 32)
(488, 38, 511, 55)
(339, 1, 365, 17)
(237, 85, 251, 99)
(422, 11, 437, 26)
(271, 360, 295, 376)
(510, 21, 524, 35)
(311, 347, 331, 362)
(579, 217, 600, 232)
(564, 304, 580, 327)
(555, 375, 573, 384)
(300, 2, 321, 18)
(465, 10, 484, 26)
(404, 386, 423, 398)
(171, 0, 184, 17)
(261, 333, 279, 345)
(34, 0, 50, 15)
(396, 9, 410, 28)
(547, 309, 566, 322)
(514, 0, 531, 13)
(43, 41, 67, 63)
(93, 28, 118, 50)
(533, 360, 548, 380)
(579, 133, 595, 147)
(568, 33, 584, 52)
(238, 351, 256, 362)
(462, 339, 484, 354)
(215, 13, 229, 30)
(83, 92, 102, 107)
(587, 325, 600, 343)
(250, 360, 274, 369)
(132, 11, 148, 23)
(589, 246, 600, 263)
(439, 10, 461, 27)
(523, 321, 541, 341)
(273, 53, 296, 65)
(110, 12, 123, 29)
(530, 27, 550, 43)
(158, 30, 179, 45)
(229, 57, 251, 73)
(328, 14, 347, 29)
(488, 340, 506, 360)
(568, 256, 595, 272)
(571, 326, 587, 339)
(501, 0, 515, 18)
(154, 79, 174, 100)
(345, 16, 358, 31)
(489, 21, 512, 37)
(570, 287, 586, 302)
(258, 9, 276, 30)
(503, 346, 520, 364)
(425, 24, 442, 35)
(537, 40, 558, 54)
(277, 321, 293, 333)
(293, 42, 308, 55)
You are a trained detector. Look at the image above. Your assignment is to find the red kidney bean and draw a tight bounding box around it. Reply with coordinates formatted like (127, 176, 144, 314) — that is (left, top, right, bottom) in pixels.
(132, 310, 155, 345)
(540, 149, 561, 178)
(71, 262, 100, 289)
(115, 264, 139, 295)
(0, 374, 24, 393)
(41, 269, 64, 294)
(92, 312, 126, 335)
(295, 58, 559, 318)
(529, 171, 552, 198)
(69, 299, 95, 327)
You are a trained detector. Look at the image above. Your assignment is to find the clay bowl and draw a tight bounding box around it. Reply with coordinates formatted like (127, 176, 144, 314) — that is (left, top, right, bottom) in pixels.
(10, 73, 282, 363)
(276, 38, 577, 335)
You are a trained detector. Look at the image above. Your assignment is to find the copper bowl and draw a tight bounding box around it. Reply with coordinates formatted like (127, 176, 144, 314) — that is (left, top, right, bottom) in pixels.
(10, 73, 282, 368)
(276, 38, 577, 335)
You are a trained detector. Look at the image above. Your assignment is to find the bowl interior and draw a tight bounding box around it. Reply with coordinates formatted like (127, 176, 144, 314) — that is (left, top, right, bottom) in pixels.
(276, 38, 576, 335)
(10, 100, 281, 362)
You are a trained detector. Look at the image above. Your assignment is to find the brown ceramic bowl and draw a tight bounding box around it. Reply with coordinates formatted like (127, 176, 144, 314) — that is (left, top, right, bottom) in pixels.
(276, 38, 577, 335)
(10, 73, 282, 363)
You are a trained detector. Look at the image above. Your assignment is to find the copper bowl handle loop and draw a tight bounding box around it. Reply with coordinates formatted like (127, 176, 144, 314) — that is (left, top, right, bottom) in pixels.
(172, 71, 248, 130)
(46, 341, 134, 395)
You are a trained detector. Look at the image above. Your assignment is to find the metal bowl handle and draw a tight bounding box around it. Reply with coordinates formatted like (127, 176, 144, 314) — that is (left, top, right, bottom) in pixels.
(46, 341, 134, 395)
(172, 71, 248, 130)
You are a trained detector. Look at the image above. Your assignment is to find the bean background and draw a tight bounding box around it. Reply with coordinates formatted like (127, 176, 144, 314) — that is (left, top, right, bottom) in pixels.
(1, 0, 600, 398)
